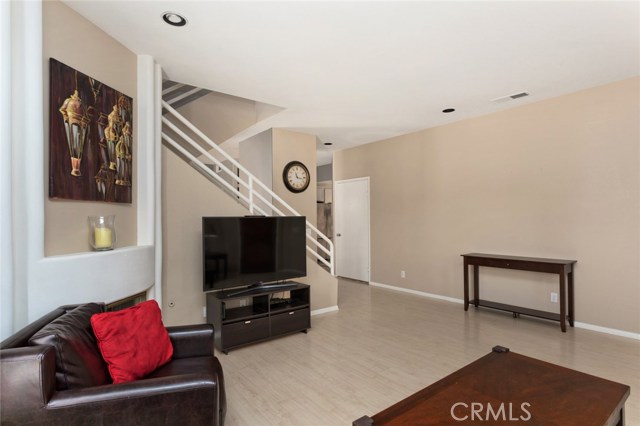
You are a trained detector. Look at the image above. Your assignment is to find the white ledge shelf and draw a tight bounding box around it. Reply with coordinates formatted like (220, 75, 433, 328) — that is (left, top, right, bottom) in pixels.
(43, 245, 153, 260)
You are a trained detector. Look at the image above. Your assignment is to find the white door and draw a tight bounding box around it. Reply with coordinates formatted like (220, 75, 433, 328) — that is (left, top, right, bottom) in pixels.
(334, 177, 370, 282)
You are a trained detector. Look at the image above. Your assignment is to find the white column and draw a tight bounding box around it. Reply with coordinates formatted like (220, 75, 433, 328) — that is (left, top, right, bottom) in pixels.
(10, 0, 44, 331)
(154, 63, 163, 308)
(136, 55, 155, 246)
(0, 0, 13, 339)
(136, 55, 162, 306)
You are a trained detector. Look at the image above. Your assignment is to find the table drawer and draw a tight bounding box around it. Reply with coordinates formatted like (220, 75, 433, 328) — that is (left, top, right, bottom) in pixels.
(222, 316, 269, 349)
(271, 308, 310, 336)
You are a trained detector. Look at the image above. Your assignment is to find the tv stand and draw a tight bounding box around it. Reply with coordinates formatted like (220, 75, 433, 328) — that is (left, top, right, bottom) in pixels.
(227, 281, 297, 297)
(206, 282, 310, 354)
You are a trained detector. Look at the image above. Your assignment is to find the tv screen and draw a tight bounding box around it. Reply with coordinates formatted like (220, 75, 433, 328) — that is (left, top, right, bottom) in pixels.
(202, 216, 307, 292)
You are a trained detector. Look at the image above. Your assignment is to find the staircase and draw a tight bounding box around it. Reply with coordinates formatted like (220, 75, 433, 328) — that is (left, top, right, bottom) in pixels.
(160, 95, 335, 275)
(162, 81, 211, 110)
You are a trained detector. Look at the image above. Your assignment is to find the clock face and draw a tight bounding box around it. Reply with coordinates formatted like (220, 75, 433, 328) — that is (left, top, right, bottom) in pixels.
(283, 161, 310, 193)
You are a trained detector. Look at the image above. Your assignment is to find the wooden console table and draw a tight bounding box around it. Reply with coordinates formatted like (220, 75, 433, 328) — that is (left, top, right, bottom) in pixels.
(462, 253, 576, 332)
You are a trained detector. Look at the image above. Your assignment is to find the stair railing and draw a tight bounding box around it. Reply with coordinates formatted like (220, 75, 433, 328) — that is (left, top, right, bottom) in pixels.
(161, 100, 334, 275)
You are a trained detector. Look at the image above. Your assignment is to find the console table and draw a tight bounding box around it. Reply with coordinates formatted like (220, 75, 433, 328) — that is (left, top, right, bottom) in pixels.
(462, 253, 577, 332)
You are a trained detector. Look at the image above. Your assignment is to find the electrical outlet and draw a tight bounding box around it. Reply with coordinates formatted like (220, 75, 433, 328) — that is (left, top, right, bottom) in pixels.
(202, 306, 207, 317)
(550, 292, 558, 303)
(401, 270, 406, 278)
(239, 299, 247, 307)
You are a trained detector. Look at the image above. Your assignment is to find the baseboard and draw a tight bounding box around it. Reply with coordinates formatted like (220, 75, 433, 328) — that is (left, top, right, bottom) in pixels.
(369, 281, 463, 305)
(311, 305, 339, 316)
(574, 322, 640, 340)
(369, 281, 640, 340)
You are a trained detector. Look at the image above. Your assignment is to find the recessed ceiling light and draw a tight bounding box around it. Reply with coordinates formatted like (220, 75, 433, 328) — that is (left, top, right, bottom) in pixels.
(163, 12, 187, 27)
(323, 142, 333, 146)
(442, 108, 455, 113)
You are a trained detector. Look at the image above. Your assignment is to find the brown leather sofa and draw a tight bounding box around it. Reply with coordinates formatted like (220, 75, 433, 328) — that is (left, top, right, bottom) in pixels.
(0, 303, 226, 426)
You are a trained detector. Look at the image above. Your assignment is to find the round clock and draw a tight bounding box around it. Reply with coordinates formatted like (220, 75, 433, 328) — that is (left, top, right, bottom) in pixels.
(283, 161, 310, 193)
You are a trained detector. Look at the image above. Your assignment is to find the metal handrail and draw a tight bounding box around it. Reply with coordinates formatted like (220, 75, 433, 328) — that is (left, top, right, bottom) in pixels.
(161, 100, 334, 274)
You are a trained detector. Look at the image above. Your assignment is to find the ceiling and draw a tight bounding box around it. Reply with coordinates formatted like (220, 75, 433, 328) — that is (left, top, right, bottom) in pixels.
(65, 1, 640, 165)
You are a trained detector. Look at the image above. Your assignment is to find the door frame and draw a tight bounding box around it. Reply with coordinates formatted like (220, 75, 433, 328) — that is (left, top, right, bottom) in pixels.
(333, 176, 371, 282)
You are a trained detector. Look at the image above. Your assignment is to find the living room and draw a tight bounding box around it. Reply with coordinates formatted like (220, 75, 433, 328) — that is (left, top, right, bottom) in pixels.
(2, 1, 639, 425)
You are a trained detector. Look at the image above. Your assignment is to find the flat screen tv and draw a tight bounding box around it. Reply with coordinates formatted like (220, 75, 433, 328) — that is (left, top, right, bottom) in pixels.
(202, 216, 307, 292)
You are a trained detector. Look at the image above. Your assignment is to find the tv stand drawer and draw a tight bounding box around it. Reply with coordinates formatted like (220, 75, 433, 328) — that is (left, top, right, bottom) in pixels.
(271, 308, 310, 336)
(222, 317, 269, 349)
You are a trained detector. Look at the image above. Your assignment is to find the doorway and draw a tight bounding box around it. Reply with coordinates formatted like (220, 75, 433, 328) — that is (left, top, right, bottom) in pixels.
(334, 177, 370, 282)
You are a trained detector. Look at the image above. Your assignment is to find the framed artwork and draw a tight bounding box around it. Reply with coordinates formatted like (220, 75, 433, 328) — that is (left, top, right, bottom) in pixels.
(49, 58, 133, 203)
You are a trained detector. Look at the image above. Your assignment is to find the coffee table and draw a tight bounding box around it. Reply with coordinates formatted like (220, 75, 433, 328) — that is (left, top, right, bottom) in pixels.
(353, 346, 630, 426)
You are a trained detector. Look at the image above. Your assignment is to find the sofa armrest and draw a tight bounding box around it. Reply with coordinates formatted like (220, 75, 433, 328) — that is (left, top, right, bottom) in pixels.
(166, 324, 214, 359)
(8, 374, 220, 426)
(0, 346, 57, 412)
(48, 373, 217, 408)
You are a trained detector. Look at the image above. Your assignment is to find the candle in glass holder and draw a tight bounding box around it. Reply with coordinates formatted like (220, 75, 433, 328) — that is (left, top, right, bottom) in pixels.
(89, 215, 116, 251)
(94, 227, 113, 249)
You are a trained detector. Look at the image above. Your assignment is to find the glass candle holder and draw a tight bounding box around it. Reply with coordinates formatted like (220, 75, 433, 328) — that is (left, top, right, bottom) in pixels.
(89, 215, 116, 251)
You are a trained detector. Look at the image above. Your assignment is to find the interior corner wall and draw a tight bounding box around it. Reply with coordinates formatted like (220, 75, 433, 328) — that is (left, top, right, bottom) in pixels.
(271, 128, 318, 226)
(43, 0, 137, 255)
(334, 77, 640, 334)
(271, 129, 337, 311)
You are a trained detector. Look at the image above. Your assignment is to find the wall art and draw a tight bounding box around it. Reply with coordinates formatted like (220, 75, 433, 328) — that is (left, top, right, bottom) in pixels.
(49, 58, 133, 203)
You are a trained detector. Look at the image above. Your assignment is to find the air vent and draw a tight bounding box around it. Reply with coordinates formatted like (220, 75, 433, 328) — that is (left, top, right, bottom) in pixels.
(491, 91, 530, 104)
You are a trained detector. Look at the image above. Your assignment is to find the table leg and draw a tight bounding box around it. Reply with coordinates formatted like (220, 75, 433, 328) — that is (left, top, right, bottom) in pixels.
(617, 406, 625, 426)
(473, 265, 479, 307)
(464, 260, 469, 311)
(559, 272, 566, 332)
(568, 270, 574, 327)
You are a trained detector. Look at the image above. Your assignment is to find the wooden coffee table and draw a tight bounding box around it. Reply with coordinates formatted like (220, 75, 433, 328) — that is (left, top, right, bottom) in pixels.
(353, 346, 630, 426)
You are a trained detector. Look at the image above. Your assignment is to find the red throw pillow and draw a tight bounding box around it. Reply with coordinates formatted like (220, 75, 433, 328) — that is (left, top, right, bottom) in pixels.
(91, 300, 173, 384)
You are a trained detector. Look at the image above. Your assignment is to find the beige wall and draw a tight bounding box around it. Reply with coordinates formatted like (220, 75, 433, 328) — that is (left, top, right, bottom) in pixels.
(43, 1, 137, 255)
(162, 145, 247, 326)
(176, 91, 259, 144)
(334, 77, 640, 334)
(272, 128, 318, 226)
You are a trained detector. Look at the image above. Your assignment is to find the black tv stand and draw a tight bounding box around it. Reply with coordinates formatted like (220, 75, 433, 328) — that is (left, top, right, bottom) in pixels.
(226, 281, 297, 297)
(206, 282, 310, 354)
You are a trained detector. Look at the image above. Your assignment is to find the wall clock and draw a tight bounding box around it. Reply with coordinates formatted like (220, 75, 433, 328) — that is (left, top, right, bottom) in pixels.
(283, 161, 310, 193)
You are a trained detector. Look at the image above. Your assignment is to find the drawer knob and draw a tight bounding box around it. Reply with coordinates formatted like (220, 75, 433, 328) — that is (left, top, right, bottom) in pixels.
(244, 320, 251, 324)
(289, 311, 295, 315)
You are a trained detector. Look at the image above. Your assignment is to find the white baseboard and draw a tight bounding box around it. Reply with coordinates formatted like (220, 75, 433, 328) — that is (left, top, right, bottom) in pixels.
(311, 305, 339, 316)
(574, 322, 640, 340)
(369, 281, 463, 305)
(369, 281, 640, 341)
